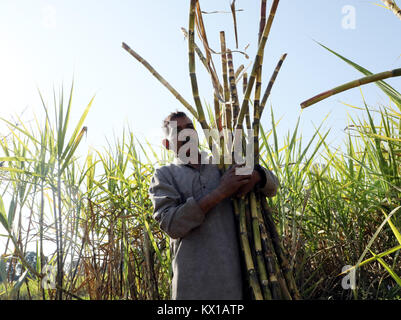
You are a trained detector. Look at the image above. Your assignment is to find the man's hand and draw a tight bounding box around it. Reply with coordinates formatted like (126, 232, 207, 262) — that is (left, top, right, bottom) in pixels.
(235, 170, 262, 198)
(216, 165, 253, 200)
(196, 165, 250, 215)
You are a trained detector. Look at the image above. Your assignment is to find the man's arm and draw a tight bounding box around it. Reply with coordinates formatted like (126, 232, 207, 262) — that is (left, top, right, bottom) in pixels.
(149, 166, 252, 239)
(149, 168, 206, 239)
(254, 164, 280, 197)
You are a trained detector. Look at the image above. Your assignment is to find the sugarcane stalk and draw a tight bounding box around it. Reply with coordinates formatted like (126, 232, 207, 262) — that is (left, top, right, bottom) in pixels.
(218, 31, 231, 169)
(189, 0, 210, 134)
(213, 95, 224, 170)
(233, 199, 251, 300)
(230, 0, 239, 49)
(381, 0, 401, 21)
(238, 198, 264, 300)
(260, 227, 283, 299)
(227, 49, 248, 160)
(227, 50, 241, 129)
(122, 42, 199, 120)
(235, 0, 280, 131)
(194, 1, 225, 102)
(255, 193, 291, 300)
(253, 65, 263, 163)
(259, 53, 287, 117)
(220, 31, 232, 132)
(241, 198, 255, 293)
(301, 68, 401, 109)
(235, 65, 245, 80)
(249, 192, 271, 299)
(213, 95, 222, 132)
(181, 27, 220, 93)
(264, 226, 292, 300)
(260, 196, 301, 299)
(243, 73, 252, 130)
(252, 0, 266, 165)
(181, 27, 224, 101)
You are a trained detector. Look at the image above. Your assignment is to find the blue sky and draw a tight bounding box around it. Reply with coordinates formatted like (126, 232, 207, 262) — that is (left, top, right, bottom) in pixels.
(0, 0, 401, 159)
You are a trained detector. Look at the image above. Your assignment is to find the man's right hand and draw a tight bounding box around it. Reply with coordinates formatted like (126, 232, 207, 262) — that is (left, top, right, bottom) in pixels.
(216, 165, 252, 200)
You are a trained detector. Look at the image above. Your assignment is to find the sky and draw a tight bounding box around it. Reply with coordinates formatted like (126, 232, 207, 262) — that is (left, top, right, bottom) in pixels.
(1, 0, 400, 159)
(0, 0, 401, 252)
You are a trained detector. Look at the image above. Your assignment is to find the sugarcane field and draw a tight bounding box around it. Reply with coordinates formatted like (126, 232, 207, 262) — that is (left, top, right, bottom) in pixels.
(1, 0, 401, 308)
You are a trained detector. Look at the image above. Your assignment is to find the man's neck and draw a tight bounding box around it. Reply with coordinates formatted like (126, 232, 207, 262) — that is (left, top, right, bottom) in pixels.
(188, 152, 201, 169)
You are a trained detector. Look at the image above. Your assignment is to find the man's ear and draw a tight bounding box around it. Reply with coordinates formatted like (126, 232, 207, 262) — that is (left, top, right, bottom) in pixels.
(162, 139, 170, 150)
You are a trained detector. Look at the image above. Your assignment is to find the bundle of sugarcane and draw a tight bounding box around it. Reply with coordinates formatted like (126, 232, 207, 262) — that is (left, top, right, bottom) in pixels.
(122, 0, 301, 300)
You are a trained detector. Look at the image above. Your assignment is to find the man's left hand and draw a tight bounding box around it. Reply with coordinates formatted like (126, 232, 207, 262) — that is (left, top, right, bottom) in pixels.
(235, 170, 262, 198)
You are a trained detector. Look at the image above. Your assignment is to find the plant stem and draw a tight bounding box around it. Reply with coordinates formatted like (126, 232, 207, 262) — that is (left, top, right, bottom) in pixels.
(301, 68, 401, 109)
(381, 0, 401, 21)
(235, 0, 280, 131)
(122, 42, 199, 120)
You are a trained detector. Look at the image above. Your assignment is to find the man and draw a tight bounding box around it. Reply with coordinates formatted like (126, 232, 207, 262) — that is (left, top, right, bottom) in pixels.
(148, 111, 279, 300)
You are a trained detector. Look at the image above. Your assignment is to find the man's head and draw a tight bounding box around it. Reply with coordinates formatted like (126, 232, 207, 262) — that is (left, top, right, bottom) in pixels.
(162, 111, 199, 157)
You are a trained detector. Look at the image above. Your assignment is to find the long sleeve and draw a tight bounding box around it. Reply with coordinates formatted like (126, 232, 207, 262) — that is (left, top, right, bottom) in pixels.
(256, 166, 280, 197)
(148, 168, 205, 239)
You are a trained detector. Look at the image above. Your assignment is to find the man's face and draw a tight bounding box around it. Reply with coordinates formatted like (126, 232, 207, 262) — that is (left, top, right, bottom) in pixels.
(167, 116, 199, 155)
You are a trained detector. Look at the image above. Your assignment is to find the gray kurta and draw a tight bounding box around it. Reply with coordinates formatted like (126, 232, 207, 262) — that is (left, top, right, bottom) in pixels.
(148, 155, 279, 300)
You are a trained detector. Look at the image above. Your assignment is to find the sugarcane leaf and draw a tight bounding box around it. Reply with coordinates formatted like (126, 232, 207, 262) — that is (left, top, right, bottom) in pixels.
(0, 167, 42, 178)
(0, 157, 34, 163)
(7, 197, 16, 230)
(60, 126, 87, 173)
(364, 102, 389, 177)
(59, 81, 74, 157)
(0, 118, 40, 146)
(370, 249, 401, 287)
(61, 95, 94, 161)
(0, 195, 9, 231)
(338, 244, 401, 276)
(355, 206, 401, 270)
(57, 86, 65, 158)
(0, 123, 36, 158)
(368, 132, 401, 142)
(382, 211, 401, 245)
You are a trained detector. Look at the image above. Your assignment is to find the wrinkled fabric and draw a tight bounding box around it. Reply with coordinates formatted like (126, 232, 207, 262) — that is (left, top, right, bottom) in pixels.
(148, 155, 279, 300)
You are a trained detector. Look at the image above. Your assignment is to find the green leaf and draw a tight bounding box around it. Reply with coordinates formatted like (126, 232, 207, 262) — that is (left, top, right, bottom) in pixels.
(355, 206, 401, 270)
(7, 197, 16, 230)
(0, 195, 9, 231)
(60, 126, 87, 173)
(61, 95, 95, 161)
(358, 244, 401, 270)
(0, 157, 34, 162)
(61, 81, 74, 152)
(382, 211, 401, 245)
(370, 250, 401, 287)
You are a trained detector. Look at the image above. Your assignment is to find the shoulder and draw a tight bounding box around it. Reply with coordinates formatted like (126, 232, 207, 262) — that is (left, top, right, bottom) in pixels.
(152, 163, 187, 182)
